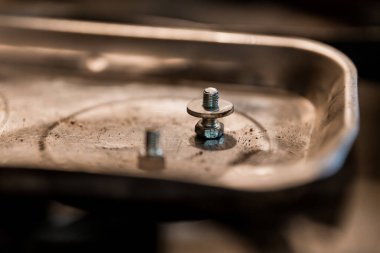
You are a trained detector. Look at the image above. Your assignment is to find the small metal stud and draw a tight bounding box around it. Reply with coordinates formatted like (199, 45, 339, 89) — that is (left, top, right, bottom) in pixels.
(138, 129, 165, 170)
(145, 130, 163, 157)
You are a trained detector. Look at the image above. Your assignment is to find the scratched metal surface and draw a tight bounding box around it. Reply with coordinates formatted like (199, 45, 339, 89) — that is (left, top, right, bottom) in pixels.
(0, 16, 358, 192)
(0, 71, 314, 189)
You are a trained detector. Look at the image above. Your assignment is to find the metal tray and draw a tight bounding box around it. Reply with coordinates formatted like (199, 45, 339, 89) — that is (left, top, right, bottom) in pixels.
(0, 16, 358, 210)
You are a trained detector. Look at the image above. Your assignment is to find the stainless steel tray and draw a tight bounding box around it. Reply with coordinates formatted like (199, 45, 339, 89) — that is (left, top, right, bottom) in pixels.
(0, 16, 358, 199)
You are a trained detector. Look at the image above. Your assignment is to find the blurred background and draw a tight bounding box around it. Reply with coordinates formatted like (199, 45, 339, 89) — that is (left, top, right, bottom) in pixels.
(0, 0, 379, 252)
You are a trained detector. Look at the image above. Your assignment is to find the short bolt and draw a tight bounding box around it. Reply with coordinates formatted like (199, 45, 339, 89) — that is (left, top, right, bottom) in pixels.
(138, 129, 165, 170)
(187, 87, 234, 139)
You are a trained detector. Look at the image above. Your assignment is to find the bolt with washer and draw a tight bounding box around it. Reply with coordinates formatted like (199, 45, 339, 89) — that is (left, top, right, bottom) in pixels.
(187, 87, 234, 139)
(138, 129, 165, 170)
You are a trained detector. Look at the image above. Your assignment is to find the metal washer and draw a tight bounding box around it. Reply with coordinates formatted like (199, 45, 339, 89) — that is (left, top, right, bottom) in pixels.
(187, 99, 234, 119)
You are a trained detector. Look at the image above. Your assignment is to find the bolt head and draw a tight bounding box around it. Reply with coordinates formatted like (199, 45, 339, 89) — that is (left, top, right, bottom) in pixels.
(195, 120, 224, 139)
(138, 155, 165, 170)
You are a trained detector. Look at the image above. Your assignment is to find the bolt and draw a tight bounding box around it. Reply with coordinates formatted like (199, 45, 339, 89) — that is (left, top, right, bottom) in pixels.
(138, 129, 165, 170)
(187, 87, 234, 139)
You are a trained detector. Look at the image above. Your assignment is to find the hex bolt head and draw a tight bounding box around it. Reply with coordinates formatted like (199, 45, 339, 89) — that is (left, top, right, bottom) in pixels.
(187, 87, 234, 139)
(195, 119, 224, 139)
(138, 129, 165, 170)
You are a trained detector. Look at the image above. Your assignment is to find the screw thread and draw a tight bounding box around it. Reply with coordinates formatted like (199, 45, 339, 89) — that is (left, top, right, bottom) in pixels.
(203, 87, 219, 110)
(146, 130, 163, 157)
(201, 118, 218, 128)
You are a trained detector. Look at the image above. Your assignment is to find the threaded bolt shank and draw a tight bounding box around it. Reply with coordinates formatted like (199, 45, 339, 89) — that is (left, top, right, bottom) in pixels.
(203, 87, 219, 111)
(146, 130, 163, 157)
